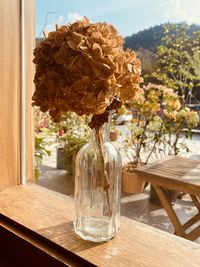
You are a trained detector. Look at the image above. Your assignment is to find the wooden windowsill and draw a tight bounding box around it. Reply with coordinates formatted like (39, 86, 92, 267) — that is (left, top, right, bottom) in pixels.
(1, 184, 200, 266)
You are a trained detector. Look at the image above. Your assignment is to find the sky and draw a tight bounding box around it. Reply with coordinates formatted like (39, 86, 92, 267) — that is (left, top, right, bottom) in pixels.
(36, 0, 200, 38)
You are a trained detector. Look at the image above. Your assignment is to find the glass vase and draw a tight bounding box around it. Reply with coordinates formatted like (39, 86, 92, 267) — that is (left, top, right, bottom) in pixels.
(73, 123, 122, 242)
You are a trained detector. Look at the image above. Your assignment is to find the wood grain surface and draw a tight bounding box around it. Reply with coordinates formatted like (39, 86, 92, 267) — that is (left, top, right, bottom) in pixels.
(0, 0, 35, 190)
(135, 156, 200, 196)
(0, 0, 21, 190)
(1, 184, 200, 267)
(24, 0, 35, 182)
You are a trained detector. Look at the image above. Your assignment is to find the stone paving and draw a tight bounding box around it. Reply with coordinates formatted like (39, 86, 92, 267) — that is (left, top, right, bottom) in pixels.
(37, 129, 200, 244)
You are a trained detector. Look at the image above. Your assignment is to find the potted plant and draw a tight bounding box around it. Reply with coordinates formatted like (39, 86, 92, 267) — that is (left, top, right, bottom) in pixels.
(109, 124, 120, 141)
(54, 112, 90, 174)
(59, 129, 90, 176)
(109, 105, 128, 141)
(121, 83, 199, 194)
(35, 134, 51, 180)
(56, 133, 68, 170)
(121, 85, 165, 193)
(34, 107, 52, 180)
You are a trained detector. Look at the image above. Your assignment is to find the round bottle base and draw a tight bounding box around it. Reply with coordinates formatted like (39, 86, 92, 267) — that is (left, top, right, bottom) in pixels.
(74, 217, 119, 242)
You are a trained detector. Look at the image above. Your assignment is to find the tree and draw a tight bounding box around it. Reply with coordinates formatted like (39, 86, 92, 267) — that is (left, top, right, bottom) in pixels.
(190, 31, 200, 80)
(135, 48, 158, 79)
(152, 23, 200, 105)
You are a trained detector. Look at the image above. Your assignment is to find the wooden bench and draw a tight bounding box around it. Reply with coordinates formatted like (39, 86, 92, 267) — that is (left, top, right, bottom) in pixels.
(135, 156, 200, 241)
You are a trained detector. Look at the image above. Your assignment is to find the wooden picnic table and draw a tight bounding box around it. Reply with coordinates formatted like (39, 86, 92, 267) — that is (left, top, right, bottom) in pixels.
(135, 156, 200, 241)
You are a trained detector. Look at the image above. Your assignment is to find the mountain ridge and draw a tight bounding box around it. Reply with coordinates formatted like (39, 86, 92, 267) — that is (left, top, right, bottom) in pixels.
(124, 22, 200, 52)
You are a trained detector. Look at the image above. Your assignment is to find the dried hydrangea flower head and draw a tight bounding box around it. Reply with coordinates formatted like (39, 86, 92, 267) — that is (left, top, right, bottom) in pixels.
(32, 17, 142, 123)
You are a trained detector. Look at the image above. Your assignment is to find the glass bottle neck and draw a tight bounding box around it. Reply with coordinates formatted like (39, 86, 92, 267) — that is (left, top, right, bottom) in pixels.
(90, 114, 111, 144)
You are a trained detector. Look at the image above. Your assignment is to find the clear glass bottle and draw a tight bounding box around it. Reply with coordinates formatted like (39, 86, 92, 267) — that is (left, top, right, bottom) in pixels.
(73, 122, 122, 242)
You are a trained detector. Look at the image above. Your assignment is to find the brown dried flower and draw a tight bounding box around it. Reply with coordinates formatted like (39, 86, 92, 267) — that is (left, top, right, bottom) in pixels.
(32, 17, 142, 122)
